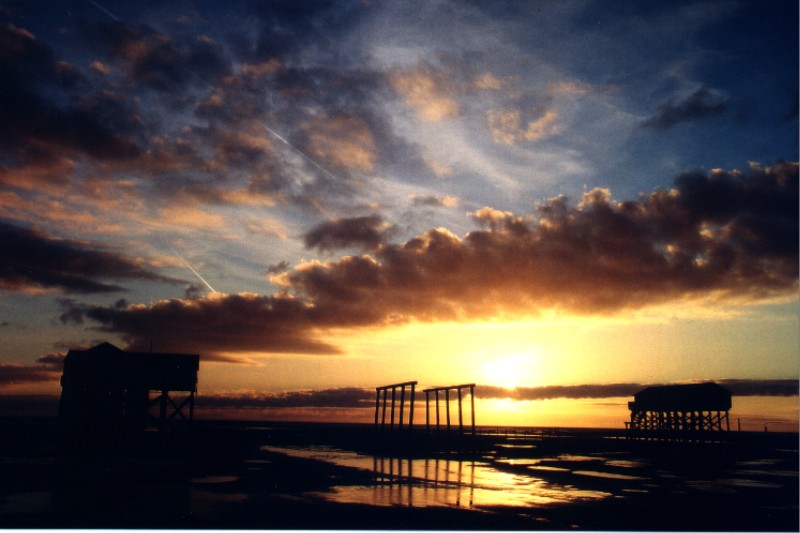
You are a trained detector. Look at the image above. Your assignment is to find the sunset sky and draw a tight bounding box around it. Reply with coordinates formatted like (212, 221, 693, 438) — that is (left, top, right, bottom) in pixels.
(1, 0, 797, 430)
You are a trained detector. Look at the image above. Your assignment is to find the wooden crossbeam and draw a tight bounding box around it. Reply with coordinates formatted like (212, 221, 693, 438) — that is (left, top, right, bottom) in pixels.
(374, 381, 417, 431)
(423, 384, 476, 435)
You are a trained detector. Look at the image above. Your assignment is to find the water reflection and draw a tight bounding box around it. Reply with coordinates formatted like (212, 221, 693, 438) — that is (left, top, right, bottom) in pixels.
(371, 456, 477, 508)
(333, 454, 611, 509)
(261, 446, 611, 510)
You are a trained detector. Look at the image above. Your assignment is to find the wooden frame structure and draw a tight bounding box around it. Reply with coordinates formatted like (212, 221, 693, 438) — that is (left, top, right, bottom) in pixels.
(58, 342, 199, 436)
(627, 383, 731, 443)
(374, 381, 417, 430)
(424, 384, 476, 435)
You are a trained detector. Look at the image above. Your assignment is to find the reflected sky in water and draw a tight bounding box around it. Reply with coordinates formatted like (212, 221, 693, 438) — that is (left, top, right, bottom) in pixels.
(261, 446, 610, 509)
(260, 440, 799, 516)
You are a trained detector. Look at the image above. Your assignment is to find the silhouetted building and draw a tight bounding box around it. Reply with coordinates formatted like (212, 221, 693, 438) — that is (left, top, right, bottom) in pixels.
(58, 342, 199, 439)
(627, 382, 731, 442)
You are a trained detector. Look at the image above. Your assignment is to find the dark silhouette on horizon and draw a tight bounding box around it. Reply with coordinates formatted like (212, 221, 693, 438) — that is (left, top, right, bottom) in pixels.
(57, 342, 199, 444)
(626, 382, 732, 443)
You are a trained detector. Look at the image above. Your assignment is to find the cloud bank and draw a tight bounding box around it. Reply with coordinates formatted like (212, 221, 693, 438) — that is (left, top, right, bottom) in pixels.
(0, 352, 63, 386)
(194, 378, 799, 412)
(57, 162, 798, 356)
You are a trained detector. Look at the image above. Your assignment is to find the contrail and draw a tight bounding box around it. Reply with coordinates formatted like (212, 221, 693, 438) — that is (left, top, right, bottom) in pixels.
(89, 0, 121, 21)
(263, 124, 341, 182)
(171, 247, 217, 294)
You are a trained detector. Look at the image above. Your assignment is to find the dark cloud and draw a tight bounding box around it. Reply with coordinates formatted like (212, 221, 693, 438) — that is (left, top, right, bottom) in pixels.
(289, 163, 798, 318)
(1, 10, 428, 214)
(62, 292, 348, 357)
(642, 86, 729, 129)
(0, 351, 64, 387)
(304, 215, 393, 251)
(34, 352, 65, 369)
(0, 23, 141, 167)
(81, 20, 231, 93)
(248, 0, 367, 64)
(70, 163, 797, 354)
(718, 378, 799, 397)
(0, 221, 182, 293)
(267, 261, 291, 275)
(198, 387, 374, 410)
(0, 363, 60, 386)
(477, 383, 642, 400)
(197, 379, 798, 412)
(478, 379, 799, 401)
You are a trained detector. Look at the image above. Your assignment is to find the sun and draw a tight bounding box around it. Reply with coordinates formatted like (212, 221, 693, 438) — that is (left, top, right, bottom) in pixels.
(479, 351, 541, 389)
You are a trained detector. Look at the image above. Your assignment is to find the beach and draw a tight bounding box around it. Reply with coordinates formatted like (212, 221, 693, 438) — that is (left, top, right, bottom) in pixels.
(0, 418, 797, 530)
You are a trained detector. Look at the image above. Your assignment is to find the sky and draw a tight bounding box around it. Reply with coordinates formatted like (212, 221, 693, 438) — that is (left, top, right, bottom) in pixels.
(1, 0, 797, 430)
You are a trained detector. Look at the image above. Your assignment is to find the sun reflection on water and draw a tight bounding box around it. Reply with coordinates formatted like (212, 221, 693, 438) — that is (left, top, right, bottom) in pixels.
(261, 446, 610, 510)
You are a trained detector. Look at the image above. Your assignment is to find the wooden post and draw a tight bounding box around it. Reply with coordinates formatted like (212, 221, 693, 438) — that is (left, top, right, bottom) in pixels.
(374, 388, 380, 425)
(409, 383, 416, 428)
(159, 390, 168, 427)
(458, 387, 464, 434)
(399, 385, 406, 429)
(425, 390, 430, 431)
(390, 386, 396, 429)
(435, 390, 440, 430)
(422, 384, 477, 434)
(470, 385, 476, 435)
(445, 389, 451, 430)
(381, 388, 388, 426)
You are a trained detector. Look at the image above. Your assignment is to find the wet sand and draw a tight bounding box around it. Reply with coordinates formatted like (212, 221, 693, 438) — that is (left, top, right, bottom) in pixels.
(0, 418, 797, 530)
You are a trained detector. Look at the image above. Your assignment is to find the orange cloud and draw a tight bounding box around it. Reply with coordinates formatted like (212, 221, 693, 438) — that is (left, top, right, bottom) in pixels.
(425, 158, 455, 177)
(389, 66, 459, 121)
(238, 59, 282, 79)
(302, 115, 378, 172)
(471, 72, 510, 90)
(158, 206, 226, 229)
(89, 60, 111, 75)
(487, 108, 560, 144)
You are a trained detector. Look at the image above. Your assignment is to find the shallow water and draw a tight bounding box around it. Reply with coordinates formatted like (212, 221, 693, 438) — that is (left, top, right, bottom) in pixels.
(261, 445, 612, 509)
(260, 440, 799, 516)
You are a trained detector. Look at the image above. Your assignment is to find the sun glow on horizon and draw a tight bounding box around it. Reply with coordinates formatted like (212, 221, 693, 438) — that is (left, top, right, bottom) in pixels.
(479, 351, 544, 390)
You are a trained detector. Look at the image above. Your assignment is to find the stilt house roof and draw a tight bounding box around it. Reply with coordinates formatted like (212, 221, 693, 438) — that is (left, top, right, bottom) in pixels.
(630, 382, 732, 412)
(61, 342, 199, 392)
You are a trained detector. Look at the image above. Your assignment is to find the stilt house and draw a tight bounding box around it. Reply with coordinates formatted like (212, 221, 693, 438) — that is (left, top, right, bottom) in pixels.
(627, 382, 732, 442)
(58, 342, 199, 437)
